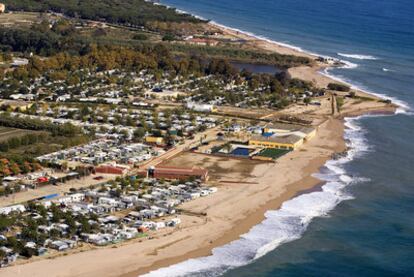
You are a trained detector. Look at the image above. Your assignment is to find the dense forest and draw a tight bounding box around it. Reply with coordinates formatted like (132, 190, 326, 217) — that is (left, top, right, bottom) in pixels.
(0, 26, 67, 55)
(0, 18, 102, 55)
(0, 22, 310, 68)
(1, 0, 203, 27)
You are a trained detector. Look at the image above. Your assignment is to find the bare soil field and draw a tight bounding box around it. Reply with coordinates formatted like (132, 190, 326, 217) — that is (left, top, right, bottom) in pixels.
(0, 12, 58, 27)
(216, 105, 273, 120)
(160, 151, 266, 182)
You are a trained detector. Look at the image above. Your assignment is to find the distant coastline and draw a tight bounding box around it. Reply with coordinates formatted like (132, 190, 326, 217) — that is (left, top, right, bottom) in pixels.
(159, 1, 407, 111)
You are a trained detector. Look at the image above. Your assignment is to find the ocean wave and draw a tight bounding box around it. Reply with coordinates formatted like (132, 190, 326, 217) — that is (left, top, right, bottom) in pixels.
(338, 53, 379, 60)
(151, 1, 207, 20)
(382, 68, 396, 72)
(142, 118, 372, 277)
(340, 60, 359, 69)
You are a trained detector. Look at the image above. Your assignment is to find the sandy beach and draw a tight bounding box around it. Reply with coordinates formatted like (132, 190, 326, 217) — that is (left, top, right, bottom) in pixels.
(0, 21, 398, 277)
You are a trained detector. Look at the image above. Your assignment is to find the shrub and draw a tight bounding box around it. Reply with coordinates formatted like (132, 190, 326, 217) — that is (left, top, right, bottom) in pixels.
(133, 34, 149, 41)
(327, 83, 350, 92)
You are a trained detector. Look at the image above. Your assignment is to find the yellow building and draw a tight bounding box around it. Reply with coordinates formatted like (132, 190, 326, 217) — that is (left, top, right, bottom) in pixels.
(145, 136, 164, 145)
(249, 134, 304, 150)
(0, 3, 5, 13)
(303, 128, 317, 141)
(249, 123, 317, 150)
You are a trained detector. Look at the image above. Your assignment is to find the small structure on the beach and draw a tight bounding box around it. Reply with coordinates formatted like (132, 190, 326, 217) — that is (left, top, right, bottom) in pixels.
(0, 3, 5, 13)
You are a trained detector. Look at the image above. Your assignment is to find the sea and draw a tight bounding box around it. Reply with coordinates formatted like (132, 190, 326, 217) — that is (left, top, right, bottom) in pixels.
(144, 0, 414, 276)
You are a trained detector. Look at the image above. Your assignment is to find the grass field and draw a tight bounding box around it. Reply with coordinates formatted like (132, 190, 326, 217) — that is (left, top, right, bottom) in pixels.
(257, 148, 290, 159)
(0, 127, 35, 142)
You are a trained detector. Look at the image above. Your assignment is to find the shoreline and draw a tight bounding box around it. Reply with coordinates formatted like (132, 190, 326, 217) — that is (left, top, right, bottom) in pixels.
(0, 10, 401, 277)
(207, 21, 316, 59)
(125, 176, 329, 277)
(207, 21, 407, 110)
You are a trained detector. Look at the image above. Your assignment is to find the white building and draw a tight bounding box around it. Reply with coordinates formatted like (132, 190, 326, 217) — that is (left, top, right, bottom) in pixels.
(0, 204, 26, 215)
(53, 193, 85, 205)
(186, 102, 216, 113)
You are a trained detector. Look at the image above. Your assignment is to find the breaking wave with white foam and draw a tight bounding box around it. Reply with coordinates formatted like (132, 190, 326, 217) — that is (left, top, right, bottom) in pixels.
(340, 60, 359, 69)
(142, 118, 373, 277)
(338, 53, 379, 60)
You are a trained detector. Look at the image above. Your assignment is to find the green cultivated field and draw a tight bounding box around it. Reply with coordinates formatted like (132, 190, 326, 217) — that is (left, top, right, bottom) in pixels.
(257, 148, 290, 159)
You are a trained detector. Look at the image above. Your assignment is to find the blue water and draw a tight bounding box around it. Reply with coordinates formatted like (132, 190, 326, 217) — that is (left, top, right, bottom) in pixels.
(144, 0, 414, 276)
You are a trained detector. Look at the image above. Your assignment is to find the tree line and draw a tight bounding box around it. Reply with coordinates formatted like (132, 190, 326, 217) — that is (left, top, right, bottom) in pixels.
(0, 114, 81, 137)
(170, 43, 312, 69)
(0, 133, 47, 152)
(2, 0, 202, 28)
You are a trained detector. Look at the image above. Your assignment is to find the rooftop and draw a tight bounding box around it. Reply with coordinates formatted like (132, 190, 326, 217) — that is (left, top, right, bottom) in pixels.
(265, 122, 315, 134)
(250, 134, 303, 144)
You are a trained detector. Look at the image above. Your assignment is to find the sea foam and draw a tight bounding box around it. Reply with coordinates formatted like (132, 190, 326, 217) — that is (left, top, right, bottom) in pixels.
(340, 60, 359, 69)
(142, 118, 373, 277)
(338, 53, 379, 60)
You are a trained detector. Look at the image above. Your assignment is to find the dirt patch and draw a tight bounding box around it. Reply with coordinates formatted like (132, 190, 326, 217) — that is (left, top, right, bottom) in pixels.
(160, 151, 265, 182)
